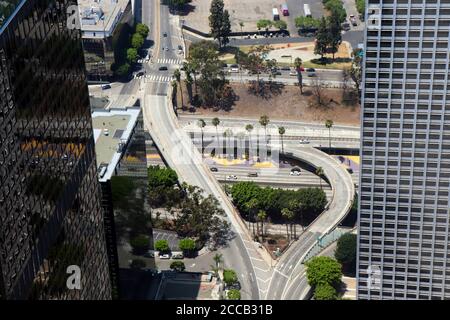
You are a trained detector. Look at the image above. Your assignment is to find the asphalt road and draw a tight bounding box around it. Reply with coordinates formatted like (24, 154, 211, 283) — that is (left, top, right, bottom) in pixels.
(139, 0, 264, 300)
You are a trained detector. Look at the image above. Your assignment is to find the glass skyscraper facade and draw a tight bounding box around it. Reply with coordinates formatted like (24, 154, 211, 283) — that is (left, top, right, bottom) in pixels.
(0, 0, 111, 299)
(358, 0, 450, 299)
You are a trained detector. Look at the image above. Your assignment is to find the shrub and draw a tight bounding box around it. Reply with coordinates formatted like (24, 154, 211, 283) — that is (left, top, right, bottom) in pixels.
(223, 269, 238, 286)
(335, 233, 357, 273)
(227, 289, 241, 300)
(170, 261, 186, 272)
(179, 238, 196, 253)
(305, 256, 342, 287)
(314, 283, 337, 300)
(131, 33, 144, 49)
(154, 239, 170, 253)
(136, 23, 149, 38)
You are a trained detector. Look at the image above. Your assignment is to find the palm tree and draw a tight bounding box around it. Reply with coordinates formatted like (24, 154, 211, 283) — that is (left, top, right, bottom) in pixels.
(197, 119, 206, 156)
(325, 119, 334, 151)
(212, 117, 220, 157)
(213, 253, 223, 269)
(294, 57, 303, 94)
(223, 128, 234, 159)
(289, 200, 304, 235)
(259, 115, 270, 158)
(281, 208, 293, 240)
(278, 126, 286, 154)
(245, 124, 254, 161)
(245, 198, 259, 236)
(315, 166, 324, 190)
(257, 210, 267, 238)
(173, 68, 183, 108)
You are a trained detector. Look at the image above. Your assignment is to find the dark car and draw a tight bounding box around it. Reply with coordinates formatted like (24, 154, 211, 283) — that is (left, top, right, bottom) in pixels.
(210, 167, 218, 172)
(306, 68, 316, 76)
(135, 71, 145, 77)
(101, 84, 111, 90)
(226, 281, 241, 290)
(159, 66, 168, 71)
(163, 32, 168, 37)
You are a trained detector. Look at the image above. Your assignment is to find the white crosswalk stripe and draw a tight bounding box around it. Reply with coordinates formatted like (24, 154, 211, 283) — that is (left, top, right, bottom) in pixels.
(156, 58, 184, 65)
(143, 74, 172, 83)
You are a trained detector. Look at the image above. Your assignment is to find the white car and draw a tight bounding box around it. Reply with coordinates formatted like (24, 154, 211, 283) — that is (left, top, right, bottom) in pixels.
(226, 175, 238, 180)
(159, 253, 171, 259)
(289, 69, 297, 76)
(290, 170, 301, 176)
(228, 66, 239, 73)
(299, 139, 310, 144)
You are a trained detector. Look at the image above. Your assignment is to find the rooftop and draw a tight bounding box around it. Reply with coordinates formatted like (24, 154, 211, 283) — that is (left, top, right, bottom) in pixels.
(78, 0, 129, 35)
(92, 107, 141, 182)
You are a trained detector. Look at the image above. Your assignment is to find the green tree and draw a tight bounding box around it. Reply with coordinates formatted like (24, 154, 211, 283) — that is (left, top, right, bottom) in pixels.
(288, 199, 303, 236)
(135, 23, 149, 38)
(227, 289, 241, 300)
(131, 33, 144, 49)
(314, 283, 338, 300)
(355, 0, 365, 15)
(209, 0, 231, 47)
(328, 12, 342, 60)
(239, 45, 273, 94)
(130, 235, 150, 254)
(155, 239, 170, 253)
(126, 48, 138, 64)
(315, 166, 324, 190)
(335, 233, 357, 274)
(179, 238, 196, 254)
(256, 19, 272, 30)
(170, 261, 186, 272)
(115, 63, 130, 77)
(273, 20, 287, 30)
(148, 165, 178, 188)
(130, 259, 146, 269)
(278, 126, 286, 154)
(324, 0, 347, 23)
(213, 253, 224, 268)
(314, 17, 329, 60)
(223, 269, 238, 285)
(325, 119, 333, 150)
(295, 16, 321, 30)
(305, 256, 342, 287)
(239, 21, 244, 34)
(350, 48, 363, 98)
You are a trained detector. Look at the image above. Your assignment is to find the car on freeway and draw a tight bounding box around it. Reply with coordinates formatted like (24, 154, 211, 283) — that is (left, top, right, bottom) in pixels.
(159, 253, 171, 259)
(101, 84, 111, 90)
(290, 168, 301, 176)
(226, 175, 238, 180)
(299, 139, 310, 144)
(159, 66, 168, 71)
(210, 167, 218, 172)
(349, 15, 357, 26)
(163, 32, 168, 37)
(247, 172, 258, 177)
(306, 68, 316, 77)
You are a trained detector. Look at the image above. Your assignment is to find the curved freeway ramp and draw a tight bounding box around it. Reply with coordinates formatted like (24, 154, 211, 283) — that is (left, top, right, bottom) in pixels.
(265, 146, 355, 300)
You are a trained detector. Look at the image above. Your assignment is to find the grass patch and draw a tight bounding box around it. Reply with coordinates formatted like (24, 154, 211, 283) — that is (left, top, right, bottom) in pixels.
(303, 57, 352, 70)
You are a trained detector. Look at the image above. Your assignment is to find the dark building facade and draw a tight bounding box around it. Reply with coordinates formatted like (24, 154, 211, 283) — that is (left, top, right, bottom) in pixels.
(0, 0, 111, 299)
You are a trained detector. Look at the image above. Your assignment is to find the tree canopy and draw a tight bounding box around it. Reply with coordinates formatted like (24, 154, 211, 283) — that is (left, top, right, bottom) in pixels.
(227, 289, 241, 300)
(306, 256, 342, 287)
(155, 239, 170, 253)
(209, 0, 231, 47)
(335, 233, 357, 273)
(314, 283, 338, 300)
(223, 269, 238, 286)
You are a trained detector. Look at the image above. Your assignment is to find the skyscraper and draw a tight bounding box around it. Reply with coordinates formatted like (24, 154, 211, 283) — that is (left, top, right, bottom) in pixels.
(0, 0, 111, 299)
(358, 0, 450, 299)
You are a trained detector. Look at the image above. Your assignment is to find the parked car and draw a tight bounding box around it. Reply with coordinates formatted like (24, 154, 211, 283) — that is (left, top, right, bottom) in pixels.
(101, 84, 111, 90)
(228, 64, 239, 73)
(226, 281, 241, 290)
(159, 253, 171, 259)
(159, 66, 168, 71)
(171, 252, 184, 259)
(210, 167, 218, 172)
(289, 68, 297, 76)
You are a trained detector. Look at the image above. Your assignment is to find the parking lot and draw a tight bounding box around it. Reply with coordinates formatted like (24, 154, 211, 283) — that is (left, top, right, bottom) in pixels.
(153, 228, 180, 251)
(183, 0, 325, 36)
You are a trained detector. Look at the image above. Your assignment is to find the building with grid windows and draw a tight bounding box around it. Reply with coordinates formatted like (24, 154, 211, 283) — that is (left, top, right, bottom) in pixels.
(0, 0, 111, 299)
(358, 0, 450, 299)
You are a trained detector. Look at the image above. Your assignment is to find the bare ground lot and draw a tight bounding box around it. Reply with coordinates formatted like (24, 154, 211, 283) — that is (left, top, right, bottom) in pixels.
(176, 83, 360, 126)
